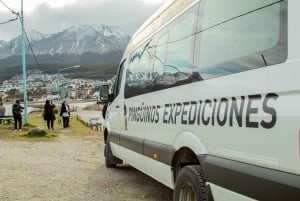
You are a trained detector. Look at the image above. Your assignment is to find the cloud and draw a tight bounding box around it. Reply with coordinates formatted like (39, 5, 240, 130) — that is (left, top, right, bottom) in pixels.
(0, 0, 163, 41)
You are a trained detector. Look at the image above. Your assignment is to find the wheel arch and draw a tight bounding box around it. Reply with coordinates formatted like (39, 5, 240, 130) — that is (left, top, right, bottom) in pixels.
(172, 147, 199, 182)
(171, 132, 207, 182)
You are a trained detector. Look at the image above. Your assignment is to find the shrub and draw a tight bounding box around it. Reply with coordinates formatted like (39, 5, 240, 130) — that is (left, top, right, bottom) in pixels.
(26, 128, 47, 137)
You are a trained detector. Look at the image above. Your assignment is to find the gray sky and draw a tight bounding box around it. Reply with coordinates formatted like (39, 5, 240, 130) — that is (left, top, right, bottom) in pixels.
(0, 0, 167, 41)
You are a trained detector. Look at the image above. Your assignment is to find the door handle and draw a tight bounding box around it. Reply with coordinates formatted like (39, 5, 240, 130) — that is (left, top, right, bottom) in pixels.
(116, 105, 120, 108)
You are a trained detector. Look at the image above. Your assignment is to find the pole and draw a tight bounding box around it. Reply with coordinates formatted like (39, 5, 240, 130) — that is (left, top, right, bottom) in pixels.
(56, 72, 60, 123)
(56, 65, 80, 103)
(56, 65, 80, 123)
(57, 72, 60, 104)
(21, 0, 28, 124)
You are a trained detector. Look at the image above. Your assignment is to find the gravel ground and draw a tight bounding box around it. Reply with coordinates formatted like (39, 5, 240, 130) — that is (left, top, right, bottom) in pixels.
(0, 131, 172, 201)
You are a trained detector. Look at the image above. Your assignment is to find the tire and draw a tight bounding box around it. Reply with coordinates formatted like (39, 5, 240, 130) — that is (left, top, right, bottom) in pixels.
(102, 104, 108, 119)
(173, 165, 207, 201)
(104, 142, 122, 168)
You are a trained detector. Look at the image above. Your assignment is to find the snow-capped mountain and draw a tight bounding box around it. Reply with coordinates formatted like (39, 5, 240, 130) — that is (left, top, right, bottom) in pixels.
(0, 24, 131, 61)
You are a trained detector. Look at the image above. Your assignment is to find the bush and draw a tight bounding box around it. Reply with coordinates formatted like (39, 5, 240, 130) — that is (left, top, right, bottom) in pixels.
(26, 128, 47, 137)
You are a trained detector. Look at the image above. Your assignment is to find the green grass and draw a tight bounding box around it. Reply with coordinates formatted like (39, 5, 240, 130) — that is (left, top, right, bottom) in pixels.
(0, 112, 100, 140)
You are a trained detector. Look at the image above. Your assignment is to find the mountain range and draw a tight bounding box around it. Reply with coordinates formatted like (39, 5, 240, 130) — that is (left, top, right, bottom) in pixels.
(0, 24, 131, 80)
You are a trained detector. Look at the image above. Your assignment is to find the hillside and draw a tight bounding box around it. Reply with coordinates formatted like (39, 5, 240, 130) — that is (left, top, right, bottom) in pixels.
(0, 24, 130, 81)
(0, 62, 119, 82)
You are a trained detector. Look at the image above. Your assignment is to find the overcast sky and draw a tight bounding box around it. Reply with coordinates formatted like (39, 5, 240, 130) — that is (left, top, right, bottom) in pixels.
(0, 0, 167, 41)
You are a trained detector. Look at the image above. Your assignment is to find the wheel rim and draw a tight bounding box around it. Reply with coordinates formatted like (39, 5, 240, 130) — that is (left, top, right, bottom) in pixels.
(178, 184, 195, 201)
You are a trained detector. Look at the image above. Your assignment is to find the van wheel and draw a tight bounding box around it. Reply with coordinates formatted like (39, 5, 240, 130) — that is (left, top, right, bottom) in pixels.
(173, 165, 207, 201)
(104, 143, 122, 168)
(104, 143, 116, 168)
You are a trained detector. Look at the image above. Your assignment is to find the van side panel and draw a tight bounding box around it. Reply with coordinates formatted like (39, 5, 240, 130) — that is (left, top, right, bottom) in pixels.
(105, 0, 300, 200)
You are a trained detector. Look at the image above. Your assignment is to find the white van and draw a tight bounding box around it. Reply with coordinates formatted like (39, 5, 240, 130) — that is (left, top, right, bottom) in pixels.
(100, 0, 300, 200)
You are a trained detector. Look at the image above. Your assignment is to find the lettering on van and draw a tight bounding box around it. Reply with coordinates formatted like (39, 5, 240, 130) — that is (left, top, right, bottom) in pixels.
(127, 93, 278, 129)
(128, 105, 160, 123)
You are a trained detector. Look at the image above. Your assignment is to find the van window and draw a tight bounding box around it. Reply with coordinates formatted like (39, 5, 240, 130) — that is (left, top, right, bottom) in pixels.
(152, 32, 169, 83)
(195, 0, 287, 79)
(113, 60, 126, 98)
(125, 39, 155, 98)
(125, 4, 198, 98)
(152, 4, 197, 86)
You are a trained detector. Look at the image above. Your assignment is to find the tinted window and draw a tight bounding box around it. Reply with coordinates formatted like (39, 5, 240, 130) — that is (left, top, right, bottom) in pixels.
(125, 39, 155, 98)
(114, 61, 126, 98)
(125, 5, 198, 98)
(124, 0, 287, 99)
(152, 5, 198, 88)
(195, 0, 287, 79)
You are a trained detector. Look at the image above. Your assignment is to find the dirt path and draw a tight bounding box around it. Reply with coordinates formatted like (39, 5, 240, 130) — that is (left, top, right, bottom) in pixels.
(0, 133, 172, 201)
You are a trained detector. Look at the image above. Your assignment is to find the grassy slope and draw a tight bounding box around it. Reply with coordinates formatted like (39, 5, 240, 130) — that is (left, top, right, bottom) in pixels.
(0, 112, 100, 140)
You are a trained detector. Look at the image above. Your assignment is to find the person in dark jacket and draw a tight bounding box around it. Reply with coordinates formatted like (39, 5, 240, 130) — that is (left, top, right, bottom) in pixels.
(0, 102, 5, 116)
(60, 100, 71, 128)
(12, 100, 24, 132)
(44, 100, 56, 130)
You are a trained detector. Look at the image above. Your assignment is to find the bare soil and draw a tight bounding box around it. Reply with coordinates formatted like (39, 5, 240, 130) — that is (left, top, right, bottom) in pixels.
(0, 131, 173, 201)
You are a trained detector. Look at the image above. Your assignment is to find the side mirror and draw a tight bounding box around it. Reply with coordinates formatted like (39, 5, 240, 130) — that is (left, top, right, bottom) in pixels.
(99, 85, 109, 103)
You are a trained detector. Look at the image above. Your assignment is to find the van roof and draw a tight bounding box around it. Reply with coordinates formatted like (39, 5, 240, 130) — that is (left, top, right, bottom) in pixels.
(122, 0, 196, 60)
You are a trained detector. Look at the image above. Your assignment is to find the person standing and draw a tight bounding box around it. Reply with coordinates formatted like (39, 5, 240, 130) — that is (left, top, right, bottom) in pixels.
(0, 102, 5, 116)
(44, 100, 56, 130)
(12, 100, 24, 132)
(60, 100, 71, 128)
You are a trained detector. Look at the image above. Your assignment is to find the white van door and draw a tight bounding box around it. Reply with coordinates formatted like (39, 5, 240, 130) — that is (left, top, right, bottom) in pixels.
(108, 60, 145, 171)
(108, 61, 126, 133)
